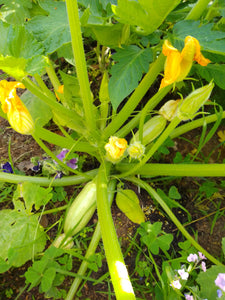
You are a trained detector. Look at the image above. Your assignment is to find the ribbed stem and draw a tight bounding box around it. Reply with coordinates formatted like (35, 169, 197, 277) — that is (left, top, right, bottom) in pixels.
(186, 0, 211, 20)
(65, 0, 97, 133)
(96, 163, 136, 299)
(65, 179, 117, 300)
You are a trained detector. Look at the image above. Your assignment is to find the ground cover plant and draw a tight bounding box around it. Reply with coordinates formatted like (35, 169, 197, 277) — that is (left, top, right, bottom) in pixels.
(0, 0, 225, 299)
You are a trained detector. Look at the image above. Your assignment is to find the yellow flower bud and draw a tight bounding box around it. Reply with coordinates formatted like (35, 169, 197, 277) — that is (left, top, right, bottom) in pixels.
(105, 136, 127, 163)
(160, 36, 210, 88)
(0, 80, 34, 134)
(55, 85, 64, 101)
(127, 141, 145, 160)
(177, 82, 214, 121)
(159, 99, 180, 121)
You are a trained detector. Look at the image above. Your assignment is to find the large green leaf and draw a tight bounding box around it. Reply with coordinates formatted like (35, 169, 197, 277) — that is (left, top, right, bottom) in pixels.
(21, 90, 53, 128)
(112, 0, 180, 34)
(108, 45, 153, 109)
(173, 20, 225, 56)
(0, 21, 47, 78)
(197, 265, 225, 300)
(195, 64, 225, 90)
(0, 209, 46, 268)
(26, 0, 71, 54)
(0, 0, 32, 25)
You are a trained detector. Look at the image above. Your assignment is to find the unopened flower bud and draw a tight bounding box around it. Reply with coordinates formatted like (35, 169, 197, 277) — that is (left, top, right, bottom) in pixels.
(159, 99, 180, 121)
(127, 141, 145, 160)
(105, 136, 127, 163)
(177, 81, 214, 121)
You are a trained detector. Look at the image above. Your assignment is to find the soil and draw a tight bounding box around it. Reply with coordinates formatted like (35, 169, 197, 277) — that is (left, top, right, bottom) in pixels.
(0, 114, 225, 300)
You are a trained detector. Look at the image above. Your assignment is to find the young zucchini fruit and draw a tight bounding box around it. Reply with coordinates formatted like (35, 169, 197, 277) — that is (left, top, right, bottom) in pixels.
(64, 180, 97, 236)
(53, 181, 97, 249)
(132, 115, 167, 146)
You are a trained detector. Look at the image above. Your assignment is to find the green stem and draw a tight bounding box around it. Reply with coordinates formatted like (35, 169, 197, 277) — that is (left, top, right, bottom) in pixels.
(65, 179, 117, 300)
(96, 163, 136, 299)
(116, 85, 171, 138)
(186, 0, 211, 20)
(127, 177, 223, 266)
(116, 163, 225, 177)
(0, 169, 97, 186)
(35, 126, 96, 155)
(118, 117, 181, 178)
(45, 60, 61, 91)
(65, 0, 97, 132)
(22, 77, 85, 134)
(102, 53, 165, 140)
(170, 111, 225, 139)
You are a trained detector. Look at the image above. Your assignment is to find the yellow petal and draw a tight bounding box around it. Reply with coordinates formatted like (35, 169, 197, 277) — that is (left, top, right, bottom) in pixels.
(105, 136, 127, 163)
(192, 37, 211, 66)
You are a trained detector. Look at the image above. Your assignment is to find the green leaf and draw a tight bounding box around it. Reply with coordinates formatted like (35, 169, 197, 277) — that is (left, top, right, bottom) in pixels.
(173, 20, 225, 56)
(0, 0, 32, 25)
(112, 0, 180, 34)
(91, 23, 125, 47)
(197, 265, 225, 300)
(199, 180, 218, 198)
(116, 189, 145, 224)
(26, 0, 71, 54)
(168, 186, 181, 200)
(138, 222, 173, 255)
(13, 182, 53, 213)
(222, 237, 225, 257)
(0, 21, 47, 78)
(109, 45, 153, 109)
(21, 90, 53, 128)
(0, 209, 46, 268)
(195, 64, 225, 90)
(41, 268, 57, 293)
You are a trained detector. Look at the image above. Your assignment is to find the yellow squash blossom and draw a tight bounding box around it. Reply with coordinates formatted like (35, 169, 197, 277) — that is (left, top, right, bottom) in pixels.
(0, 80, 34, 134)
(105, 136, 127, 163)
(55, 84, 64, 101)
(160, 36, 211, 88)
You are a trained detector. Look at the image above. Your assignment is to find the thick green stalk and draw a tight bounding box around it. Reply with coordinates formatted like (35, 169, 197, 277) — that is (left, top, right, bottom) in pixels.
(128, 177, 223, 266)
(66, 0, 97, 132)
(45, 61, 61, 91)
(96, 163, 136, 299)
(0, 169, 97, 186)
(102, 53, 165, 140)
(170, 111, 225, 139)
(116, 85, 171, 138)
(65, 179, 117, 300)
(186, 0, 211, 20)
(116, 163, 225, 177)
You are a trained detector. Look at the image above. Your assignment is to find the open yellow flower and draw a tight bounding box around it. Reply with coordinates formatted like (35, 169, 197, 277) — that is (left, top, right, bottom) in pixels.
(0, 80, 34, 134)
(105, 136, 127, 163)
(160, 36, 211, 88)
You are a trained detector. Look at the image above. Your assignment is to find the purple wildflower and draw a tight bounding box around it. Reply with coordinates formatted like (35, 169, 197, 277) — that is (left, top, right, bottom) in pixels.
(198, 252, 206, 260)
(187, 253, 198, 263)
(170, 279, 181, 290)
(2, 162, 13, 173)
(56, 149, 78, 169)
(178, 268, 189, 280)
(32, 161, 41, 172)
(55, 171, 63, 179)
(201, 261, 207, 272)
(215, 273, 225, 292)
(217, 289, 223, 298)
(184, 294, 194, 300)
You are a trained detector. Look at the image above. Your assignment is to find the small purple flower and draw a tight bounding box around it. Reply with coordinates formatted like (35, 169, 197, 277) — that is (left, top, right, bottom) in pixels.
(201, 261, 207, 272)
(2, 162, 13, 173)
(170, 279, 181, 290)
(187, 253, 198, 263)
(217, 289, 223, 298)
(32, 161, 41, 172)
(215, 273, 225, 292)
(56, 149, 78, 169)
(184, 294, 194, 300)
(55, 171, 63, 179)
(178, 268, 189, 280)
(198, 252, 206, 260)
